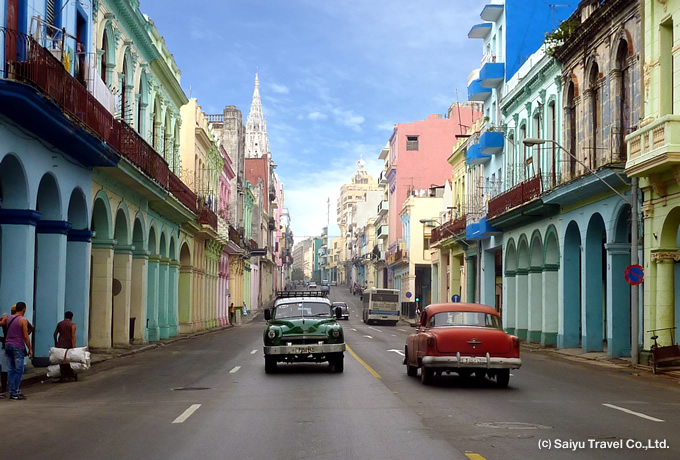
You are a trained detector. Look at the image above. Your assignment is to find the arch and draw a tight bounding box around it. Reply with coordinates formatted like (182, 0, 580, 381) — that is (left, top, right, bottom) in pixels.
(148, 225, 158, 255)
(169, 234, 177, 261)
(584, 213, 606, 352)
(137, 71, 149, 136)
(514, 235, 530, 340)
(529, 229, 543, 267)
(36, 173, 62, 220)
(99, 23, 115, 85)
(544, 225, 560, 266)
(562, 220, 582, 348)
(159, 231, 167, 258)
(516, 235, 530, 270)
(164, 109, 173, 163)
(565, 80, 577, 178)
(120, 50, 135, 123)
(178, 241, 193, 334)
(113, 206, 130, 246)
(661, 207, 680, 248)
(91, 191, 112, 240)
(0, 153, 30, 208)
(67, 187, 89, 230)
(505, 238, 517, 272)
(151, 95, 162, 149)
(180, 238, 193, 264)
(132, 215, 145, 251)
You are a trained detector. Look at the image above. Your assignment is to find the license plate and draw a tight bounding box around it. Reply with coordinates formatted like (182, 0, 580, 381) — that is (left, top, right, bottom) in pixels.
(295, 347, 312, 353)
(460, 357, 485, 364)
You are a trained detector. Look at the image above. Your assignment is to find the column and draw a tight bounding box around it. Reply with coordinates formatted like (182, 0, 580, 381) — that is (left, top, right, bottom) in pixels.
(146, 255, 160, 342)
(178, 262, 194, 334)
(168, 260, 180, 337)
(606, 243, 631, 357)
(652, 252, 678, 347)
(504, 271, 516, 334)
(515, 268, 528, 341)
(130, 249, 149, 344)
(481, 248, 496, 307)
(112, 245, 133, 347)
(158, 257, 170, 339)
(527, 266, 543, 343)
(90, 240, 115, 349)
(34, 220, 70, 360)
(65, 229, 93, 348)
(450, 251, 462, 301)
(465, 255, 476, 303)
(0, 210, 39, 337)
(438, 249, 447, 304)
(541, 265, 559, 346)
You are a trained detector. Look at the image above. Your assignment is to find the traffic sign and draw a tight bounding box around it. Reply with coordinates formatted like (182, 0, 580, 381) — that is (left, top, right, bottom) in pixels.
(405, 291, 412, 298)
(625, 264, 644, 285)
(451, 295, 461, 302)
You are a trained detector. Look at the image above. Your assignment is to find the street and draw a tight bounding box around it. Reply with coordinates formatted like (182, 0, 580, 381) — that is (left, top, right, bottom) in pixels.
(3, 287, 680, 460)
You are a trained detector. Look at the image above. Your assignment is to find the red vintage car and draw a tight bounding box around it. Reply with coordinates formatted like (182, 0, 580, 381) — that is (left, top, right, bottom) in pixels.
(404, 303, 521, 387)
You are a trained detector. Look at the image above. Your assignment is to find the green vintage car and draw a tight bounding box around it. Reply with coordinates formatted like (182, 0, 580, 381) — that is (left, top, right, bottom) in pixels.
(263, 291, 345, 373)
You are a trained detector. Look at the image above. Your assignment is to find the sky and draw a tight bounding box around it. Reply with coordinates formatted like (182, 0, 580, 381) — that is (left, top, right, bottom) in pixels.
(139, 0, 489, 243)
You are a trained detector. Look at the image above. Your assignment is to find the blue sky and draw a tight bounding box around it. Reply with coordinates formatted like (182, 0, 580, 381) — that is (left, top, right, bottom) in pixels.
(140, 0, 489, 241)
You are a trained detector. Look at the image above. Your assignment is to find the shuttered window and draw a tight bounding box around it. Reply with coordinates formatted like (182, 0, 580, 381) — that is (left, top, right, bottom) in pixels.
(46, 0, 57, 26)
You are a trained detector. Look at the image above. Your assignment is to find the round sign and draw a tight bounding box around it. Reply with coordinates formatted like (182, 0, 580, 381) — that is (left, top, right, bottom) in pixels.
(625, 264, 644, 286)
(405, 291, 412, 298)
(451, 295, 461, 303)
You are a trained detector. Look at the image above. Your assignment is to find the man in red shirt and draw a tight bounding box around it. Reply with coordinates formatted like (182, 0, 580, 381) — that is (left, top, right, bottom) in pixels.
(53, 311, 77, 382)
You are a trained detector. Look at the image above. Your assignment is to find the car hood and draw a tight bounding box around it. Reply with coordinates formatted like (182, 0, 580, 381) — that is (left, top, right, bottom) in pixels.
(270, 318, 339, 337)
(431, 327, 513, 355)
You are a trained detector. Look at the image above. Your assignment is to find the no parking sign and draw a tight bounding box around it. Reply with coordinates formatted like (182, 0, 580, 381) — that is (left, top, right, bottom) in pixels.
(624, 264, 644, 285)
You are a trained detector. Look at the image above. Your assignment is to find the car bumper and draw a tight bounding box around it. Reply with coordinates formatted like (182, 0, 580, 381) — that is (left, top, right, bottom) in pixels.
(264, 343, 346, 355)
(422, 353, 522, 369)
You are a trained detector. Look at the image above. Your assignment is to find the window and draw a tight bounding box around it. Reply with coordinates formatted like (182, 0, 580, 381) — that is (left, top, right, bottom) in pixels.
(406, 136, 419, 151)
(424, 235, 431, 250)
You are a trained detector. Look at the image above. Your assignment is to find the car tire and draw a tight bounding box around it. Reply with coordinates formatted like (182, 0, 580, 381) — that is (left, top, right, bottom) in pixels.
(264, 356, 277, 374)
(496, 369, 510, 387)
(475, 370, 487, 382)
(420, 366, 434, 385)
(406, 362, 418, 377)
(331, 353, 344, 373)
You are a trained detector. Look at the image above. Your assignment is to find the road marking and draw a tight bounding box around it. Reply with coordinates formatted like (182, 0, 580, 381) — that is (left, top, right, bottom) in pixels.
(250, 350, 257, 354)
(363, 335, 373, 339)
(465, 453, 486, 460)
(172, 404, 201, 424)
(229, 366, 241, 374)
(368, 326, 382, 333)
(347, 345, 381, 379)
(388, 349, 405, 356)
(351, 328, 357, 331)
(397, 328, 407, 332)
(602, 403, 664, 422)
(391, 334, 397, 337)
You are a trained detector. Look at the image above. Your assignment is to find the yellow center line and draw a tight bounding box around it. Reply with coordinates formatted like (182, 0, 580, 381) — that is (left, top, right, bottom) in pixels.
(464, 453, 486, 460)
(346, 344, 381, 379)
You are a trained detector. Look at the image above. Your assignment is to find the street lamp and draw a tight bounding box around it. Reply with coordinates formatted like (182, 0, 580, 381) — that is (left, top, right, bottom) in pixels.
(522, 137, 640, 365)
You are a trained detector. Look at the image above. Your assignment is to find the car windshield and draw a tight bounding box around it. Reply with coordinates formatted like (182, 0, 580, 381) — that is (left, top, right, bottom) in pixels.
(428, 311, 502, 329)
(275, 302, 331, 319)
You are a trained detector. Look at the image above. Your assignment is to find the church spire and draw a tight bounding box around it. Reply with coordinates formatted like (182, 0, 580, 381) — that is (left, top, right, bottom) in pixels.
(245, 73, 269, 158)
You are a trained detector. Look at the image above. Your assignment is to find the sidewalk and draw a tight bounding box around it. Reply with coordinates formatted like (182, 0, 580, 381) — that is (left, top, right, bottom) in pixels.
(19, 307, 264, 389)
(398, 315, 680, 382)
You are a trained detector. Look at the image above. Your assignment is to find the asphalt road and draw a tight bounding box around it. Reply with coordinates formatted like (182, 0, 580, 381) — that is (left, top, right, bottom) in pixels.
(3, 286, 680, 460)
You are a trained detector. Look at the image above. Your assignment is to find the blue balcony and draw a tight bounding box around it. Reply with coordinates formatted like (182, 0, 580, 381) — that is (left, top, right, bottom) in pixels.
(479, 130, 504, 155)
(480, 61, 505, 88)
(467, 78, 492, 101)
(468, 23, 492, 39)
(466, 217, 500, 241)
(466, 143, 491, 165)
(480, 4, 504, 21)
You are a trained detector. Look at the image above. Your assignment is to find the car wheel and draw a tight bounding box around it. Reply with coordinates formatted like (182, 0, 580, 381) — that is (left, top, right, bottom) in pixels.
(475, 370, 487, 382)
(420, 366, 434, 385)
(331, 353, 344, 373)
(406, 362, 418, 377)
(264, 356, 277, 374)
(496, 369, 510, 387)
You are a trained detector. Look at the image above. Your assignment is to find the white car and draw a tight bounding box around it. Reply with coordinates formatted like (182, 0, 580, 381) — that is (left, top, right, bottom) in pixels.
(308, 282, 317, 289)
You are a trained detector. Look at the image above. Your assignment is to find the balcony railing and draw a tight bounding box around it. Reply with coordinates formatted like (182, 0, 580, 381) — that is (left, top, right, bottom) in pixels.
(198, 206, 218, 230)
(1, 28, 200, 215)
(431, 214, 467, 245)
(487, 174, 541, 219)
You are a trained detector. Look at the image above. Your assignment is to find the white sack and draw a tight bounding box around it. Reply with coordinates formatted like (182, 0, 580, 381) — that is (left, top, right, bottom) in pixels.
(46, 362, 89, 378)
(49, 347, 91, 365)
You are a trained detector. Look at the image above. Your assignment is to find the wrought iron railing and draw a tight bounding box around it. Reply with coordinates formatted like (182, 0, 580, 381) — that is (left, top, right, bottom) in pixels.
(487, 174, 542, 219)
(431, 214, 467, 244)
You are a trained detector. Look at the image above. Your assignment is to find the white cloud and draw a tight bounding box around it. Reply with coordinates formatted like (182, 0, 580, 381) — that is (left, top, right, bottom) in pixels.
(332, 108, 364, 131)
(377, 121, 395, 131)
(270, 83, 290, 94)
(308, 111, 328, 121)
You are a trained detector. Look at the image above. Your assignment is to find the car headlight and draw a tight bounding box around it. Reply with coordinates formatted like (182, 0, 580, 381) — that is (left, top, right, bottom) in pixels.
(267, 330, 277, 339)
(331, 329, 340, 338)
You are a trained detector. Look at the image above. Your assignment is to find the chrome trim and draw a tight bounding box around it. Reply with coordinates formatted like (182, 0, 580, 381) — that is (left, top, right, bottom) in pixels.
(422, 353, 522, 369)
(264, 343, 346, 355)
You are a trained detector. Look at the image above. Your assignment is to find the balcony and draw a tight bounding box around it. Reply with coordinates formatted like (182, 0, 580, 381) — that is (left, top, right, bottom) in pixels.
(466, 143, 491, 165)
(169, 173, 197, 213)
(378, 171, 388, 186)
(198, 206, 218, 231)
(626, 115, 680, 177)
(468, 23, 492, 39)
(479, 130, 504, 155)
(376, 224, 388, 240)
(431, 215, 467, 245)
(468, 78, 492, 101)
(479, 61, 504, 88)
(268, 216, 277, 231)
(378, 200, 389, 216)
(487, 175, 541, 219)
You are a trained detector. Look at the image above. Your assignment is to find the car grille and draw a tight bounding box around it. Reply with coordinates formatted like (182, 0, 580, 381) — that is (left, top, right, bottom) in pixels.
(284, 336, 328, 345)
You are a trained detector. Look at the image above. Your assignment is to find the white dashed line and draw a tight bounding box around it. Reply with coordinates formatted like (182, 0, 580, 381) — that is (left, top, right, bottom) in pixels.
(230, 366, 241, 374)
(388, 349, 405, 356)
(172, 404, 201, 424)
(368, 327, 382, 333)
(352, 328, 357, 331)
(250, 350, 257, 354)
(363, 335, 373, 339)
(397, 329, 407, 333)
(391, 334, 397, 337)
(602, 404, 665, 422)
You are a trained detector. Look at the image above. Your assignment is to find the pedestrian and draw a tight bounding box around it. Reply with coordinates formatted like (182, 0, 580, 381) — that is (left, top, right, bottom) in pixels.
(4, 302, 33, 400)
(0, 311, 8, 399)
(229, 303, 235, 325)
(53, 311, 77, 382)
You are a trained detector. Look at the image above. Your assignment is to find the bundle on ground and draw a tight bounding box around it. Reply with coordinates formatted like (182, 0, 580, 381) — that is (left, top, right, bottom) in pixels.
(49, 347, 91, 366)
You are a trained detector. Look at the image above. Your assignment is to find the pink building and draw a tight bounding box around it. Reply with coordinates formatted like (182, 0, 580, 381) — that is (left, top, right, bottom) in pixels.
(217, 144, 237, 325)
(386, 108, 482, 247)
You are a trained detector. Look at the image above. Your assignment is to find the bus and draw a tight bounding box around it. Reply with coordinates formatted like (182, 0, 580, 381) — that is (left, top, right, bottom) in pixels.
(362, 288, 400, 325)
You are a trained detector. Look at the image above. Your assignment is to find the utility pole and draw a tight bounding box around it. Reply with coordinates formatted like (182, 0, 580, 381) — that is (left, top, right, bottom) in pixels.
(631, 176, 639, 365)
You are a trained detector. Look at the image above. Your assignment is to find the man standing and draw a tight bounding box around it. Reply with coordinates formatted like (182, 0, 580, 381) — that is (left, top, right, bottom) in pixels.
(53, 311, 77, 382)
(229, 303, 235, 325)
(4, 302, 33, 400)
(0, 312, 8, 399)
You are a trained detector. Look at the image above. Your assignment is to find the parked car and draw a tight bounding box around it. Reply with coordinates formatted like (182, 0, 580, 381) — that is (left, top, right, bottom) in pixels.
(320, 280, 330, 293)
(263, 291, 345, 373)
(332, 302, 350, 320)
(404, 303, 521, 387)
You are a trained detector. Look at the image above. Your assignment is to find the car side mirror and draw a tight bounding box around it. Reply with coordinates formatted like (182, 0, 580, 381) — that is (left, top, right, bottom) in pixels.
(264, 309, 271, 321)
